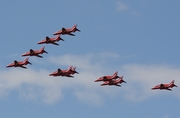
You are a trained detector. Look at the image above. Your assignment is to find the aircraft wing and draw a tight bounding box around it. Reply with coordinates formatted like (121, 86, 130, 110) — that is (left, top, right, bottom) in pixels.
(51, 42, 59, 45)
(37, 39, 47, 44)
(101, 81, 110, 86)
(19, 65, 27, 69)
(65, 75, 74, 78)
(53, 30, 62, 35)
(34, 54, 43, 58)
(22, 52, 30, 56)
(165, 88, 172, 91)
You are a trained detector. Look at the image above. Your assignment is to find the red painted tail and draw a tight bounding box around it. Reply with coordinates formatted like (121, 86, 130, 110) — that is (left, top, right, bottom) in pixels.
(23, 57, 32, 65)
(169, 80, 177, 88)
(39, 46, 48, 54)
(169, 80, 175, 86)
(72, 67, 76, 71)
(24, 57, 29, 62)
(72, 24, 80, 32)
(40, 46, 45, 51)
(73, 24, 77, 28)
(67, 66, 73, 71)
(112, 71, 118, 78)
(55, 35, 64, 41)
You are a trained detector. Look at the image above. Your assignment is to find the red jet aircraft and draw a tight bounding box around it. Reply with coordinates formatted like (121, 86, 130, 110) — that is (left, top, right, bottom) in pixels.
(53, 24, 80, 36)
(101, 77, 126, 87)
(6, 57, 32, 69)
(22, 46, 48, 58)
(37, 35, 64, 45)
(49, 66, 79, 78)
(151, 80, 177, 91)
(94, 71, 119, 82)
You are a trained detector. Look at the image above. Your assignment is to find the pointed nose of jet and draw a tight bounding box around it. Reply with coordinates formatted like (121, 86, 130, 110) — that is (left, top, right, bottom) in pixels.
(151, 87, 156, 90)
(94, 80, 99, 82)
(94, 77, 103, 82)
(49, 73, 54, 76)
(6, 64, 11, 67)
(22, 53, 26, 56)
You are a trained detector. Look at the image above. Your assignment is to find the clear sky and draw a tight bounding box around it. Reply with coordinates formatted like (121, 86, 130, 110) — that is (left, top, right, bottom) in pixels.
(1, 0, 180, 118)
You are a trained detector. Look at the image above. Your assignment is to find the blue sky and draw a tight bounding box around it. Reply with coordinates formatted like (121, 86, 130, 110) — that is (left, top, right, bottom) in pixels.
(0, 0, 180, 118)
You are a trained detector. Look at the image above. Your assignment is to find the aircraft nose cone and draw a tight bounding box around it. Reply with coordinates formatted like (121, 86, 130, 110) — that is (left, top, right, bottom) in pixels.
(94, 77, 103, 82)
(151, 87, 156, 90)
(6, 65, 10, 67)
(94, 79, 99, 82)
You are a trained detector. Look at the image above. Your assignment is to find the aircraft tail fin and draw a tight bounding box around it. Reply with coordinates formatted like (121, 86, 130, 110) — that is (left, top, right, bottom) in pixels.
(72, 67, 76, 71)
(73, 24, 77, 28)
(169, 80, 177, 88)
(40, 46, 45, 52)
(170, 80, 175, 84)
(67, 66, 73, 71)
(112, 71, 118, 78)
(24, 57, 29, 62)
(118, 76, 126, 83)
(24, 57, 32, 65)
(56, 35, 64, 41)
(40, 46, 48, 54)
(72, 66, 79, 74)
(40, 46, 45, 50)
(73, 24, 80, 32)
(119, 75, 124, 79)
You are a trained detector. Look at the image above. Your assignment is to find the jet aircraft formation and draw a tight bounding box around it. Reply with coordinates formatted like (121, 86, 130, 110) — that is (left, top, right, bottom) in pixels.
(6, 24, 178, 91)
(7, 24, 80, 78)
